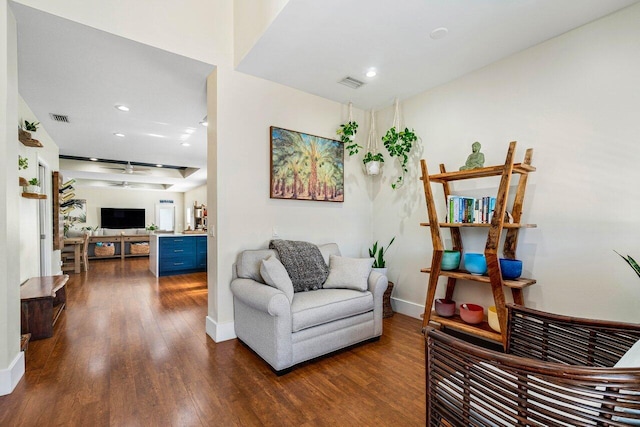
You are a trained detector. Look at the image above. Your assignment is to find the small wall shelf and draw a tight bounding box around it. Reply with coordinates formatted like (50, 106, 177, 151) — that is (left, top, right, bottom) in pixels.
(18, 129, 43, 147)
(22, 192, 47, 199)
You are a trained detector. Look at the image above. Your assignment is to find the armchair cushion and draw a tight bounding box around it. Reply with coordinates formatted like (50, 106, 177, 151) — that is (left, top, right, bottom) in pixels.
(260, 256, 294, 303)
(323, 254, 374, 291)
(291, 289, 373, 332)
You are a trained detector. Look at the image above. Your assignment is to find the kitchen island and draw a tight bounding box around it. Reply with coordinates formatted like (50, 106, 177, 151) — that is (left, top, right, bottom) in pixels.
(149, 233, 208, 277)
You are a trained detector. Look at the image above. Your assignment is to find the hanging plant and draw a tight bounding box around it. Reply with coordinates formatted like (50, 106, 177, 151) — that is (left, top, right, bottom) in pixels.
(363, 109, 383, 176)
(337, 102, 361, 155)
(382, 100, 418, 189)
(18, 155, 29, 170)
(337, 121, 360, 155)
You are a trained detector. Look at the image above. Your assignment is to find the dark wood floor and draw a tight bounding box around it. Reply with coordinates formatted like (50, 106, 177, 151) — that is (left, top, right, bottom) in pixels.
(0, 258, 426, 426)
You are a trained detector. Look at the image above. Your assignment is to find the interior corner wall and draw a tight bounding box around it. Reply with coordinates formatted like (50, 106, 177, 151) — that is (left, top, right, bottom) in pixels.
(71, 187, 185, 232)
(374, 3, 640, 322)
(208, 66, 372, 335)
(0, 2, 23, 392)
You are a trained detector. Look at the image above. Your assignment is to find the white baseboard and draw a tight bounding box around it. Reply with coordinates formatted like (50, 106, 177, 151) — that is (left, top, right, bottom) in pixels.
(205, 316, 236, 342)
(0, 351, 25, 396)
(391, 297, 425, 319)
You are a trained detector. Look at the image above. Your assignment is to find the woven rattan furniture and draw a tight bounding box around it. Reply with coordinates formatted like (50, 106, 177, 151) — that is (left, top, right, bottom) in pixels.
(426, 304, 640, 426)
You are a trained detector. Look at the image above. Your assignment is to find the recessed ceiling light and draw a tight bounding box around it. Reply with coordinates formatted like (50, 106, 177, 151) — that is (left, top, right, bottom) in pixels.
(181, 142, 191, 147)
(185, 129, 195, 134)
(156, 164, 163, 168)
(200, 115, 208, 127)
(148, 133, 164, 138)
(113, 132, 125, 137)
(90, 157, 98, 161)
(430, 27, 449, 40)
(115, 104, 130, 112)
(365, 69, 377, 78)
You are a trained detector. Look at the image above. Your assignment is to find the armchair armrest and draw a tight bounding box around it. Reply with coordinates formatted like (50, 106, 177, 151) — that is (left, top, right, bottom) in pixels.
(230, 278, 290, 317)
(368, 270, 388, 295)
(367, 270, 388, 336)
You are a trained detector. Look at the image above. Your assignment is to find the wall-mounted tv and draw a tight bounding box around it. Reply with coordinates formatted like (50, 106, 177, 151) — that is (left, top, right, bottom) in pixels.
(100, 208, 145, 229)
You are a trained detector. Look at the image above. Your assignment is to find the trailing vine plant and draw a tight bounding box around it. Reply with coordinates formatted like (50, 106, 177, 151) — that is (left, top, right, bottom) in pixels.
(337, 102, 361, 155)
(382, 99, 418, 189)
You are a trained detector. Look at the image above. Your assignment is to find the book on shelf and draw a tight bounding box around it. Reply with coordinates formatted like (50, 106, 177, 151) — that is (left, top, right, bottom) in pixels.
(446, 195, 497, 224)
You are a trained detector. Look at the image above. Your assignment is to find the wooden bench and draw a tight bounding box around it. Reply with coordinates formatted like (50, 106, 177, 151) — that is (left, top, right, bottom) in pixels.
(20, 275, 69, 340)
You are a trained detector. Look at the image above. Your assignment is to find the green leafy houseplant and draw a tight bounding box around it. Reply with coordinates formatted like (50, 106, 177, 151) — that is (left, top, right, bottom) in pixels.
(28, 178, 40, 186)
(337, 121, 361, 155)
(369, 237, 395, 268)
(615, 251, 640, 278)
(146, 223, 159, 231)
(23, 120, 39, 132)
(363, 152, 384, 164)
(18, 155, 28, 170)
(382, 127, 418, 189)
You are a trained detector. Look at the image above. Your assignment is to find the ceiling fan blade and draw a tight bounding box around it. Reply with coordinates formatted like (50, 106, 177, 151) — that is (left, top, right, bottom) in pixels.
(101, 166, 125, 171)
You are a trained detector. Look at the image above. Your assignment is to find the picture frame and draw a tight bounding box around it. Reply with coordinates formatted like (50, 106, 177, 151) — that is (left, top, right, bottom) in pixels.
(270, 126, 344, 202)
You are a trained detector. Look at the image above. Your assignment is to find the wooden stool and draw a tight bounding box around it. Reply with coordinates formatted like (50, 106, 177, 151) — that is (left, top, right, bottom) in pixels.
(383, 281, 394, 318)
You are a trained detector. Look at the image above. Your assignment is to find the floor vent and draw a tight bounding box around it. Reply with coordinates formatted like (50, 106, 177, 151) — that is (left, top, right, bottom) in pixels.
(49, 113, 70, 123)
(338, 76, 365, 89)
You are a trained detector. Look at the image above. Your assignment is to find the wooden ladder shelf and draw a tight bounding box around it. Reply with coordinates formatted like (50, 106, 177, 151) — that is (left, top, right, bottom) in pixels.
(420, 141, 536, 348)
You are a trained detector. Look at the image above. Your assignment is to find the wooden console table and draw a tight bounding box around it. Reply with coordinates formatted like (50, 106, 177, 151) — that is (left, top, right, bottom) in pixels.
(20, 275, 69, 340)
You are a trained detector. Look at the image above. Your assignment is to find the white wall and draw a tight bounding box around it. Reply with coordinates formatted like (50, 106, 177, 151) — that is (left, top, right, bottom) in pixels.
(184, 184, 207, 230)
(71, 186, 185, 232)
(375, 3, 640, 322)
(234, 0, 290, 66)
(207, 65, 371, 339)
(0, 3, 23, 395)
(18, 96, 60, 280)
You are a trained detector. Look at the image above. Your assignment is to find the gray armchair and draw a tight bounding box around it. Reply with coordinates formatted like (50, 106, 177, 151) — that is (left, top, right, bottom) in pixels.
(231, 243, 388, 373)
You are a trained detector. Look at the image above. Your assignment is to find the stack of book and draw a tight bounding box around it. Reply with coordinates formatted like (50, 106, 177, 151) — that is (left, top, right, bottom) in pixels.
(446, 195, 496, 224)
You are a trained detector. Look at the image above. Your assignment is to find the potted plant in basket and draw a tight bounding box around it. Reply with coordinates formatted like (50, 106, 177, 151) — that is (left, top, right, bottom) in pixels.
(369, 237, 395, 277)
(26, 178, 40, 194)
(363, 151, 384, 175)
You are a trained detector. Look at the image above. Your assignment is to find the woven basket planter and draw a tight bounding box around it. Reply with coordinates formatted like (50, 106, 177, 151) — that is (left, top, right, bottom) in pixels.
(94, 245, 115, 257)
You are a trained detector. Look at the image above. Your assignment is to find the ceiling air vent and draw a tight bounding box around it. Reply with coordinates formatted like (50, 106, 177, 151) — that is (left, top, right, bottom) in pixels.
(338, 76, 365, 89)
(49, 113, 70, 123)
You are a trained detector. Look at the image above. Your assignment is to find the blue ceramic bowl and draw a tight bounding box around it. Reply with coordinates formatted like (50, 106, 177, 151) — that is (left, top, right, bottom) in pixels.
(464, 253, 487, 275)
(441, 250, 461, 271)
(499, 258, 523, 279)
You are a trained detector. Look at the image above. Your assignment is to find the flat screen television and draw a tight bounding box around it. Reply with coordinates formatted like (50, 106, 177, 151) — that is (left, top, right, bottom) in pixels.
(100, 208, 145, 229)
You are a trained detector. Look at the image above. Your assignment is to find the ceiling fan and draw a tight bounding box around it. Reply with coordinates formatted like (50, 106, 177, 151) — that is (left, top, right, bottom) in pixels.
(107, 181, 139, 188)
(102, 161, 150, 174)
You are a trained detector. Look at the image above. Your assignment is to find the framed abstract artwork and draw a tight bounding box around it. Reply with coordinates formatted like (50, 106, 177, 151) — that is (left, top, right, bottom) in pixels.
(270, 126, 344, 202)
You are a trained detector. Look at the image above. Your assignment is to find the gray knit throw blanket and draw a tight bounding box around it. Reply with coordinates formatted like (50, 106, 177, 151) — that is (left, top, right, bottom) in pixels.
(269, 239, 329, 292)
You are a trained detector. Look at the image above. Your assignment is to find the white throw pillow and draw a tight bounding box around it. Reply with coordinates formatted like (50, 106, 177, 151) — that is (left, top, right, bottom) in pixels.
(323, 254, 374, 291)
(260, 256, 294, 303)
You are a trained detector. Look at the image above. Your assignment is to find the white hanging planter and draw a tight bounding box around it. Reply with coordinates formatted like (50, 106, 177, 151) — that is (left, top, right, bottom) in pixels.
(365, 160, 382, 176)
